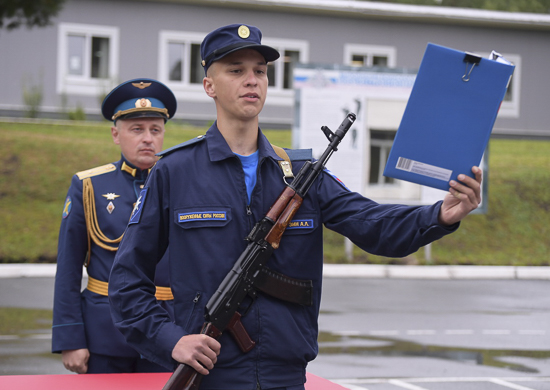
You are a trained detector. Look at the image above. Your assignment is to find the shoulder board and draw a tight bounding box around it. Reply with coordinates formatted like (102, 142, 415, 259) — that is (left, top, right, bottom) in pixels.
(76, 163, 116, 180)
(157, 135, 206, 157)
(286, 148, 312, 161)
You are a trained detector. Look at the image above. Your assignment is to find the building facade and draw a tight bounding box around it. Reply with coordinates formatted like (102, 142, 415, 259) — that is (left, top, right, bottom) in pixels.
(1, 0, 549, 139)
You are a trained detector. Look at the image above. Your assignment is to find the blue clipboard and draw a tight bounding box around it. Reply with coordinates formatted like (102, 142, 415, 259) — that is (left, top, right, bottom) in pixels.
(383, 43, 515, 191)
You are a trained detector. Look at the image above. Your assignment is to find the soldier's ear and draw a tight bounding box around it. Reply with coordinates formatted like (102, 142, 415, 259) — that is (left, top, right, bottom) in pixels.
(203, 76, 216, 98)
(111, 126, 121, 145)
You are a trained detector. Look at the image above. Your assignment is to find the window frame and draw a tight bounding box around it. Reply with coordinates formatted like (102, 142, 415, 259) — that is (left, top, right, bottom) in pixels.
(56, 23, 119, 96)
(343, 44, 397, 68)
(262, 38, 309, 92)
(495, 53, 521, 118)
(158, 30, 216, 103)
(369, 130, 397, 186)
(464, 51, 520, 118)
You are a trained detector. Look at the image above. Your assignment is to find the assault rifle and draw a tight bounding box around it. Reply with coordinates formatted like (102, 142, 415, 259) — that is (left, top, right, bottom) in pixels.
(162, 113, 356, 390)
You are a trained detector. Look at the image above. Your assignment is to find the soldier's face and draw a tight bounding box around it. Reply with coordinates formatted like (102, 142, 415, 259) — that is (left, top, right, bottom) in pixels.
(203, 49, 268, 122)
(111, 117, 165, 170)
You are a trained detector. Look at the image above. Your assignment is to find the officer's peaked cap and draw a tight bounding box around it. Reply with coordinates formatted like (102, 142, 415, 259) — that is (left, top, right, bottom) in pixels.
(200, 24, 280, 74)
(102, 78, 177, 123)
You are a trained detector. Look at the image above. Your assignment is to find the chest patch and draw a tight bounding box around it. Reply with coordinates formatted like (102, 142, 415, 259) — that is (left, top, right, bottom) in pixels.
(178, 211, 228, 223)
(287, 219, 314, 230)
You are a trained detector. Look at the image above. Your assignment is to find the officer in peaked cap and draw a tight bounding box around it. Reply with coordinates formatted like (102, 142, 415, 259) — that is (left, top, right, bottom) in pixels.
(102, 78, 177, 123)
(52, 78, 176, 374)
(109, 24, 483, 390)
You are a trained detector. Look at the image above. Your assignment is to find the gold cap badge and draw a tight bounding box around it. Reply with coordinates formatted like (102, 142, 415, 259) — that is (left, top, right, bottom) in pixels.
(135, 98, 152, 108)
(238, 25, 250, 39)
(132, 82, 151, 89)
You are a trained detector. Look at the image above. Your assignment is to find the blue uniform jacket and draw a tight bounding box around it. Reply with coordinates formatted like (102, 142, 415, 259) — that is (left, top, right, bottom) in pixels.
(109, 124, 457, 388)
(52, 156, 173, 357)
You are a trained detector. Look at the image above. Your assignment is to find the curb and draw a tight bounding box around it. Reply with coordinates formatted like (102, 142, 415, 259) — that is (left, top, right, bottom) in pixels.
(1, 264, 549, 280)
(322, 264, 550, 279)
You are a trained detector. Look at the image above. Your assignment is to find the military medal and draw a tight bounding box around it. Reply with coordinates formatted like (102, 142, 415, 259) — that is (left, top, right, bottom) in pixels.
(102, 193, 120, 214)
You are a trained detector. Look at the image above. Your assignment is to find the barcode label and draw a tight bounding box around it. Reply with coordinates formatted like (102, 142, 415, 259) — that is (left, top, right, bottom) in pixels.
(397, 157, 413, 171)
(395, 157, 452, 182)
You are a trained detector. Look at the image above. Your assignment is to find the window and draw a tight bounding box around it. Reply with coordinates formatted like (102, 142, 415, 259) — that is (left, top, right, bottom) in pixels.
(261, 38, 308, 93)
(166, 42, 202, 83)
(158, 31, 212, 103)
(344, 44, 396, 68)
(369, 130, 396, 185)
(473, 52, 520, 118)
(498, 54, 521, 118)
(57, 23, 119, 95)
(160, 32, 204, 85)
(265, 48, 303, 90)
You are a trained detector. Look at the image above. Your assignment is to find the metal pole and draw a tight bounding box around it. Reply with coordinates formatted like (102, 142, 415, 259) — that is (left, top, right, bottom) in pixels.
(425, 243, 432, 264)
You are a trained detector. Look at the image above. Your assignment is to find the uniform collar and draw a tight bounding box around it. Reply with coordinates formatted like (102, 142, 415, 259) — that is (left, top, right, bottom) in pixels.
(205, 121, 282, 163)
(120, 156, 150, 178)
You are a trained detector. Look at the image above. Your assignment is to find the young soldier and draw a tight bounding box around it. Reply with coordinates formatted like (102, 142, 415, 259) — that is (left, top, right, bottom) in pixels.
(109, 25, 481, 389)
(52, 79, 176, 374)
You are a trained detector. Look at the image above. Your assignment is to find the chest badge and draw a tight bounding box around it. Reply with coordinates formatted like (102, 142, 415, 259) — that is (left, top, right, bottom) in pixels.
(102, 193, 120, 214)
(102, 193, 120, 200)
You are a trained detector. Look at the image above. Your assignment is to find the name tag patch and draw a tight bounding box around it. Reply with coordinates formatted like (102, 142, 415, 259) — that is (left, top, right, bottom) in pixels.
(178, 211, 228, 223)
(287, 219, 314, 229)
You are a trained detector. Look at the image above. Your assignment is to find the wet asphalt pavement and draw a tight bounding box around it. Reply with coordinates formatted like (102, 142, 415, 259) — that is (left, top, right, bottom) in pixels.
(1, 274, 549, 390)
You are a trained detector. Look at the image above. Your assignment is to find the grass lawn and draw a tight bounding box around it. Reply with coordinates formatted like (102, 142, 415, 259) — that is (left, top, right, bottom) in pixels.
(1, 120, 549, 265)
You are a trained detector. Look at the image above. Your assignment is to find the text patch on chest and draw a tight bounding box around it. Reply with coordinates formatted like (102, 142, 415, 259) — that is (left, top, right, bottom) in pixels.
(287, 219, 314, 229)
(178, 211, 228, 223)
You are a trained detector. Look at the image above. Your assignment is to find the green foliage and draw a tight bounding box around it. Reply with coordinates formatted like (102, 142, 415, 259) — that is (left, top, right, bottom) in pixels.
(0, 121, 549, 265)
(67, 105, 86, 121)
(21, 74, 43, 118)
(0, 0, 66, 30)
(364, 0, 550, 13)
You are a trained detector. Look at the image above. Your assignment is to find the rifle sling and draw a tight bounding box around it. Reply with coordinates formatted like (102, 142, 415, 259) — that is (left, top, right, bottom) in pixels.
(271, 144, 294, 180)
(253, 266, 313, 306)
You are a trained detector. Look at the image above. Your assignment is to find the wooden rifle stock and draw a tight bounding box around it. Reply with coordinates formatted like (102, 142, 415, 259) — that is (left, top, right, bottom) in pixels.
(161, 363, 202, 390)
(162, 322, 222, 390)
(265, 188, 303, 249)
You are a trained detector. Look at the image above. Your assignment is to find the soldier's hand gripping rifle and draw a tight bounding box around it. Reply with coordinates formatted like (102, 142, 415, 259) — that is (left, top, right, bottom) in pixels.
(162, 113, 356, 390)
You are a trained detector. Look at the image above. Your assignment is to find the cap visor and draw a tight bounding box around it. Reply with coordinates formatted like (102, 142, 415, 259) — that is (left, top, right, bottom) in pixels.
(117, 111, 167, 121)
(214, 43, 280, 63)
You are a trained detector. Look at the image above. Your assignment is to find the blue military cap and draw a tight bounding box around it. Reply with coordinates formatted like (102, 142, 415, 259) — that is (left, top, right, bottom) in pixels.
(201, 24, 280, 74)
(101, 78, 177, 122)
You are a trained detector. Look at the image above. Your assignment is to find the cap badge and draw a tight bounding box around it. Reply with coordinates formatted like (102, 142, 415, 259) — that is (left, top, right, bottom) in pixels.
(135, 98, 152, 108)
(132, 82, 152, 89)
(238, 25, 250, 39)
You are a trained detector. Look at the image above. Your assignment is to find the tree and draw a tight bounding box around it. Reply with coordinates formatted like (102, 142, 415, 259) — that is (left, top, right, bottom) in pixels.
(363, 0, 550, 13)
(0, 0, 66, 30)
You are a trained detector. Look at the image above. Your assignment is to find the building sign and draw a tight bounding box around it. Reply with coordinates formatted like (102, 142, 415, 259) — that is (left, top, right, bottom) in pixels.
(293, 64, 415, 194)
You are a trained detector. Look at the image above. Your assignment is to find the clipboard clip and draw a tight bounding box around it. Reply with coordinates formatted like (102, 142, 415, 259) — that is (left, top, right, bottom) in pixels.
(462, 52, 482, 82)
